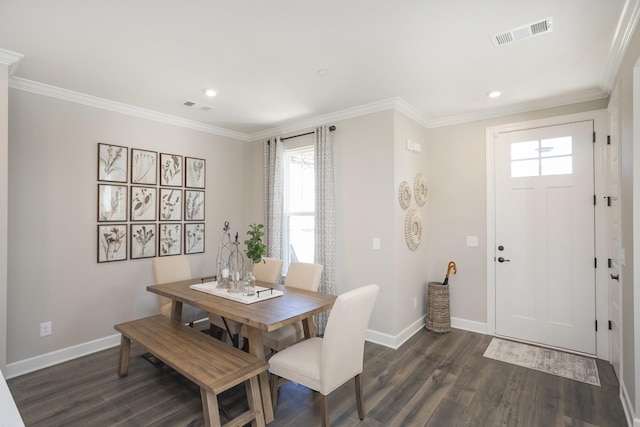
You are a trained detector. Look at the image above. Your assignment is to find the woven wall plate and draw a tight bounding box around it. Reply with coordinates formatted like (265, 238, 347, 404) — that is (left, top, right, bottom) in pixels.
(398, 181, 411, 210)
(414, 173, 428, 207)
(405, 208, 422, 250)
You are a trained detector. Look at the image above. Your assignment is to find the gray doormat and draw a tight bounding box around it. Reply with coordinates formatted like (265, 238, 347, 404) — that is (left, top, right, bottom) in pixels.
(483, 337, 600, 386)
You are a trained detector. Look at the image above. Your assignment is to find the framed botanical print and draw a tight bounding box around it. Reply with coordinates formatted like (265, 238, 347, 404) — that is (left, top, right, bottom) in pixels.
(131, 148, 158, 185)
(185, 157, 206, 188)
(159, 223, 182, 256)
(185, 223, 205, 254)
(184, 190, 205, 221)
(130, 186, 157, 221)
(98, 184, 127, 222)
(98, 143, 128, 182)
(160, 153, 183, 186)
(130, 223, 157, 259)
(97, 224, 127, 262)
(159, 188, 182, 221)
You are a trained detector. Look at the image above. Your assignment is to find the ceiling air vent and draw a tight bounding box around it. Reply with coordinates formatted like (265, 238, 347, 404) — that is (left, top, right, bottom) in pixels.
(183, 100, 214, 111)
(491, 17, 553, 47)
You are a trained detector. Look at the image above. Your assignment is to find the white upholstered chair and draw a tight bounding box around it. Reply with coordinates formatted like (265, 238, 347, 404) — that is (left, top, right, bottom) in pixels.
(268, 284, 379, 427)
(252, 257, 284, 285)
(259, 261, 323, 352)
(152, 255, 209, 325)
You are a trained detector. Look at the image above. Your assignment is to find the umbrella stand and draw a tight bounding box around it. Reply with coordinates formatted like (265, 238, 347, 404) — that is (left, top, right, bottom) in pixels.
(425, 261, 457, 333)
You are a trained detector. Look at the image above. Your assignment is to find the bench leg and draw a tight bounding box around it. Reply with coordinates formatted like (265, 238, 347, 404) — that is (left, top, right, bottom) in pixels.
(246, 375, 265, 427)
(117, 335, 131, 377)
(201, 389, 220, 427)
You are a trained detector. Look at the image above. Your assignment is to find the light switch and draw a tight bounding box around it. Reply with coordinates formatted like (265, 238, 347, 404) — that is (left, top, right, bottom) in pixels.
(466, 236, 478, 247)
(372, 238, 380, 250)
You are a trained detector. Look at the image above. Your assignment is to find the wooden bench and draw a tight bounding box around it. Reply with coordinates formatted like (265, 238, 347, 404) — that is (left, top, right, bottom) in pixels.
(115, 314, 268, 427)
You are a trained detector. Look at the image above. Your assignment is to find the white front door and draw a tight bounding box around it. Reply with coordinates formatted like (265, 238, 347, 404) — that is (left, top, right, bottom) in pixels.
(494, 120, 596, 354)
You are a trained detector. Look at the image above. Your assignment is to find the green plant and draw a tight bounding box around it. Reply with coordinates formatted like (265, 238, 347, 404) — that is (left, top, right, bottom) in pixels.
(245, 223, 267, 264)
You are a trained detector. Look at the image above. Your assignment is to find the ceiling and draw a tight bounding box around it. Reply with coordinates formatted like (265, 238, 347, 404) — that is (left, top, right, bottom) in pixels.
(0, 1, 634, 139)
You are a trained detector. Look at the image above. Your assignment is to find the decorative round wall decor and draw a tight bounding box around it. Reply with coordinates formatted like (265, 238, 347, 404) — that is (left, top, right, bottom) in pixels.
(398, 181, 411, 210)
(404, 208, 422, 250)
(414, 173, 428, 207)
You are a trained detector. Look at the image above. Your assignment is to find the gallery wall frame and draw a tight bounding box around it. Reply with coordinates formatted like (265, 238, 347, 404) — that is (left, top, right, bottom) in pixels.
(98, 224, 128, 262)
(98, 184, 128, 222)
(159, 188, 183, 221)
(98, 143, 128, 183)
(130, 223, 157, 259)
(185, 157, 206, 188)
(184, 190, 205, 221)
(185, 223, 205, 254)
(131, 148, 158, 185)
(130, 186, 157, 221)
(160, 153, 183, 187)
(159, 223, 182, 256)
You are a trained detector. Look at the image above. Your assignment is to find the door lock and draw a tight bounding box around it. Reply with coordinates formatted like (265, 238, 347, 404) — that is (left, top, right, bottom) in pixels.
(497, 257, 510, 263)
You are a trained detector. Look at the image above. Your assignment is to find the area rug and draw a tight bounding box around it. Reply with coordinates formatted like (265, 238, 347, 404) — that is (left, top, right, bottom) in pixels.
(483, 337, 600, 386)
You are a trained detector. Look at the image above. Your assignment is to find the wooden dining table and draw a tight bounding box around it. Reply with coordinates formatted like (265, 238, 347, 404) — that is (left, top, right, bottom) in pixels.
(147, 277, 336, 423)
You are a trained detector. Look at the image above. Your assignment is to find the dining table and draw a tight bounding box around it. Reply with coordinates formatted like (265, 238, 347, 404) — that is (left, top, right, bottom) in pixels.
(146, 277, 337, 424)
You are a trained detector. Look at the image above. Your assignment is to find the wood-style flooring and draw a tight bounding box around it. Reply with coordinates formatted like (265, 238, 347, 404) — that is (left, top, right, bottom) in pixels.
(7, 328, 627, 426)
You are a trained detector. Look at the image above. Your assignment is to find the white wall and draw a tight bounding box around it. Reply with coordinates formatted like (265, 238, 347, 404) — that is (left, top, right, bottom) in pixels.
(7, 89, 253, 365)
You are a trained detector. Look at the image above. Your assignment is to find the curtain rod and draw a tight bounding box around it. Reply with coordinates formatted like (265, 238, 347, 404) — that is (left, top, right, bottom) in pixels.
(281, 125, 336, 141)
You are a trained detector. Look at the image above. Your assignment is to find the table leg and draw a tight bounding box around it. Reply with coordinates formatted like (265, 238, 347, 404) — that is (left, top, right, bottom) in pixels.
(302, 316, 317, 338)
(246, 326, 274, 423)
(171, 300, 183, 322)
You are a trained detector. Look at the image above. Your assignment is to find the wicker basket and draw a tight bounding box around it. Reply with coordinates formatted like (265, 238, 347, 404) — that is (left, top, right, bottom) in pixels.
(425, 281, 451, 333)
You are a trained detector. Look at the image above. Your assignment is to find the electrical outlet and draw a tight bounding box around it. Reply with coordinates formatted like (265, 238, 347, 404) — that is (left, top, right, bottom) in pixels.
(40, 321, 52, 337)
(413, 296, 418, 309)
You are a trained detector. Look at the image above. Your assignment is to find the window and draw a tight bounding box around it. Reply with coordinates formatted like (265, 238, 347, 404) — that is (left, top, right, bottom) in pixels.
(283, 146, 315, 274)
(510, 136, 573, 178)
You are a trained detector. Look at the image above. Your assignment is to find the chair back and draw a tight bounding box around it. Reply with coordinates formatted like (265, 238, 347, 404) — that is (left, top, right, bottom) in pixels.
(152, 255, 192, 309)
(320, 284, 379, 395)
(284, 262, 323, 291)
(252, 257, 283, 285)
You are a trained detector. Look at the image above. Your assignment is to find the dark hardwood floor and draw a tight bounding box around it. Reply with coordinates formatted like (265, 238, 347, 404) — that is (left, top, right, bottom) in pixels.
(7, 328, 627, 426)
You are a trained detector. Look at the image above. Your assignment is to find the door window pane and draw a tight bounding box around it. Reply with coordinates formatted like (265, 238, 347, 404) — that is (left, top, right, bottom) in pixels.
(511, 159, 539, 178)
(511, 140, 539, 160)
(540, 136, 572, 157)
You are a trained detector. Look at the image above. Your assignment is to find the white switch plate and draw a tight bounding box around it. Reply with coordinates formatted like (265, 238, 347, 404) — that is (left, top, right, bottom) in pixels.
(40, 321, 52, 337)
(372, 238, 380, 250)
(466, 236, 478, 247)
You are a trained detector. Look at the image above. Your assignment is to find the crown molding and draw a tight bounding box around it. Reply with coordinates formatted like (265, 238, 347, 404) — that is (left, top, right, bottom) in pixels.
(0, 49, 24, 76)
(8, 77, 250, 141)
(247, 97, 410, 141)
(601, 0, 640, 92)
(426, 87, 608, 128)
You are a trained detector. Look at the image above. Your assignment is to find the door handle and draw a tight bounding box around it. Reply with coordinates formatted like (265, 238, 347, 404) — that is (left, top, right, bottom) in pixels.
(610, 274, 619, 281)
(497, 257, 510, 263)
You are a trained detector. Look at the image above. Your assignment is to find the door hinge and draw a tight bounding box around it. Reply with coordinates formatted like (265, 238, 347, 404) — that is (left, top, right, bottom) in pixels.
(607, 135, 611, 145)
(594, 195, 597, 206)
(608, 320, 613, 330)
(593, 132, 596, 143)
(608, 258, 613, 268)
(595, 320, 598, 331)
(594, 258, 597, 268)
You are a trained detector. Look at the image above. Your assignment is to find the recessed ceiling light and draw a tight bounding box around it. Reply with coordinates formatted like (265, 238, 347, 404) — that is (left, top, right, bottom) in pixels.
(488, 90, 502, 98)
(317, 69, 329, 77)
(203, 88, 217, 97)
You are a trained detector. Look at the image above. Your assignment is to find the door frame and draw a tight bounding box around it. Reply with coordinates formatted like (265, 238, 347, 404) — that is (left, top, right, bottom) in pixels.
(486, 109, 610, 359)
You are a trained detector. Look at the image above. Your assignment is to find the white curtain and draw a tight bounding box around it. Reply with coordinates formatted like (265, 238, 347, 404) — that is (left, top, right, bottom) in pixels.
(264, 137, 284, 259)
(314, 125, 336, 334)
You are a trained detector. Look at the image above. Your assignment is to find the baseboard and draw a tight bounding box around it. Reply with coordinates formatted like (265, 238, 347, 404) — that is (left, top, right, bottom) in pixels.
(450, 317, 489, 334)
(366, 315, 426, 349)
(4, 333, 121, 379)
(366, 316, 489, 349)
(621, 379, 639, 427)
